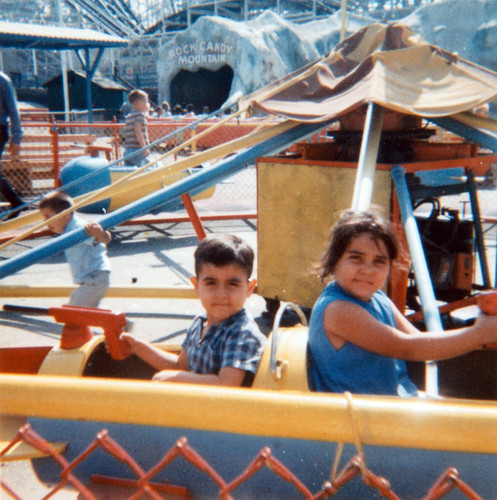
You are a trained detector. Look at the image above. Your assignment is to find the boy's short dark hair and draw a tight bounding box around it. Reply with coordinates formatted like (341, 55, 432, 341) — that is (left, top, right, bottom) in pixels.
(128, 89, 148, 104)
(317, 208, 399, 280)
(38, 191, 74, 214)
(194, 234, 254, 278)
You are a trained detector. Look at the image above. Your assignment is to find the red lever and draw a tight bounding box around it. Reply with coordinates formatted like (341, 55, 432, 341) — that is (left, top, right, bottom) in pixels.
(48, 306, 131, 360)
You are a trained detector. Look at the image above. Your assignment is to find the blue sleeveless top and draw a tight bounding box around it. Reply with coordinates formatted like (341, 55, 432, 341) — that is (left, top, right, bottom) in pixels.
(308, 282, 417, 396)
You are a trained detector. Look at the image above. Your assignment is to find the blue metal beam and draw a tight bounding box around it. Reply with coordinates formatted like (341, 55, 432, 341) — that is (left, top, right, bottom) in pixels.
(391, 165, 440, 397)
(0, 120, 328, 279)
(429, 116, 497, 153)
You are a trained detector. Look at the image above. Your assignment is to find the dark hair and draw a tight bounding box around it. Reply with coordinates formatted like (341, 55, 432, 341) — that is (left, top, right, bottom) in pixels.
(38, 191, 74, 214)
(194, 234, 254, 278)
(317, 209, 399, 280)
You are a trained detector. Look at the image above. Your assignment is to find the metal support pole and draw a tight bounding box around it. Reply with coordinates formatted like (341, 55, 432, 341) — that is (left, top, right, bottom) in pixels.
(391, 165, 439, 397)
(56, 0, 70, 121)
(351, 102, 385, 211)
(430, 116, 497, 155)
(31, 50, 39, 86)
(60, 52, 70, 121)
(74, 46, 104, 124)
(181, 193, 207, 242)
(467, 169, 491, 288)
(84, 48, 92, 123)
(340, 0, 348, 42)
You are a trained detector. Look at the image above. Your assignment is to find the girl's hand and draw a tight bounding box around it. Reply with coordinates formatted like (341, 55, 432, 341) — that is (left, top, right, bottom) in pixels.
(474, 312, 497, 349)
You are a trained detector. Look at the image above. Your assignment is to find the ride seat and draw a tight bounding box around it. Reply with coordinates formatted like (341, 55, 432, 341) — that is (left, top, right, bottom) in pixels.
(252, 324, 310, 392)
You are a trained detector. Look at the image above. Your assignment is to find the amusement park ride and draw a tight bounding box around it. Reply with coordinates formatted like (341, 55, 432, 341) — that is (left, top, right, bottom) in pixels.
(1, 23, 497, 499)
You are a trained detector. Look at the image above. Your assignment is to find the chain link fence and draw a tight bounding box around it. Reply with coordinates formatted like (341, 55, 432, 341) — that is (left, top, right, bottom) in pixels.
(0, 115, 281, 209)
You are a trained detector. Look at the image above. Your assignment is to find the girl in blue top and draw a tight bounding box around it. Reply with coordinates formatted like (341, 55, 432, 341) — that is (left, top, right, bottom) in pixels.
(308, 209, 497, 396)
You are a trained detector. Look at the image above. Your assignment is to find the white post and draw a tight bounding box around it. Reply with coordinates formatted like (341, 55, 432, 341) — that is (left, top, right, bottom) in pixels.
(340, 0, 348, 42)
(31, 50, 38, 85)
(351, 102, 385, 211)
(56, 0, 70, 121)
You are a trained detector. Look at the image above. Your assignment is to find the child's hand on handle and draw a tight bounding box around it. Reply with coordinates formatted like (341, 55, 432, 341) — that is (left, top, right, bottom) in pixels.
(85, 222, 111, 245)
(103, 326, 131, 360)
(120, 333, 148, 356)
(477, 291, 497, 349)
(479, 291, 497, 315)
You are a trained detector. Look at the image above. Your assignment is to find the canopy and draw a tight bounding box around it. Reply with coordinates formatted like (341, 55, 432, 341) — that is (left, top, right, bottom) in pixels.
(245, 23, 497, 123)
(0, 21, 128, 50)
(0, 21, 129, 122)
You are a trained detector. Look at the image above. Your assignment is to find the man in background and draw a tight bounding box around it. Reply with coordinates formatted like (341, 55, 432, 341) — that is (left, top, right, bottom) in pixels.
(0, 71, 24, 213)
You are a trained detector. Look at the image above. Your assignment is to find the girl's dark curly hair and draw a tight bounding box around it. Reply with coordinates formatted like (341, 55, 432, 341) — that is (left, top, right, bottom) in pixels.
(317, 208, 399, 280)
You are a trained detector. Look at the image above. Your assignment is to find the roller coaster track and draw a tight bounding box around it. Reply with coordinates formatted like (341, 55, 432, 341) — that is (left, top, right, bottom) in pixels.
(64, 0, 142, 38)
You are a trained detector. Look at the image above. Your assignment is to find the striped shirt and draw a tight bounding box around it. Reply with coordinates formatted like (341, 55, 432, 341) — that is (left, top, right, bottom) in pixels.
(122, 109, 148, 149)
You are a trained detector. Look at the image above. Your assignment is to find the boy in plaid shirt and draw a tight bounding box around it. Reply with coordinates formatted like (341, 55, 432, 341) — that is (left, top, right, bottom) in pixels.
(122, 234, 266, 387)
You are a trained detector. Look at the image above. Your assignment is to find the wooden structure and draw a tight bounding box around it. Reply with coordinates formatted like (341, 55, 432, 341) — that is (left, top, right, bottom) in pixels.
(43, 70, 127, 120)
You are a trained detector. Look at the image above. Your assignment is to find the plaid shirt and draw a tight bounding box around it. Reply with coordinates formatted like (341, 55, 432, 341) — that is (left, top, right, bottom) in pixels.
(182, 308, 266, 376)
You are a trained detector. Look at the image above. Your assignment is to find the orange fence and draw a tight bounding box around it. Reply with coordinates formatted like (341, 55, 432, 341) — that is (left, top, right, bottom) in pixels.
(1, 121, 119, 196)
(0, 423, 484, 499)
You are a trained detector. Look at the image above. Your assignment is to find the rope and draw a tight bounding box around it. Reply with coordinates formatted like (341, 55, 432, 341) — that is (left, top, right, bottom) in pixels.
(330, 442, 344, 481)
(344, 391, 367, 477)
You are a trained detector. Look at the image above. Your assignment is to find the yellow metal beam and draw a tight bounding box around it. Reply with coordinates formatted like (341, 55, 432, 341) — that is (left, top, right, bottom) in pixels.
(1, 415, 66, 461)
(1, 374, 496, 455)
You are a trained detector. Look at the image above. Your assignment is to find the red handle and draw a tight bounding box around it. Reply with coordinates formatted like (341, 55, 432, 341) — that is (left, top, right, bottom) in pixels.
(48, 306, 131, 359)
(104, 327, 131, 361)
